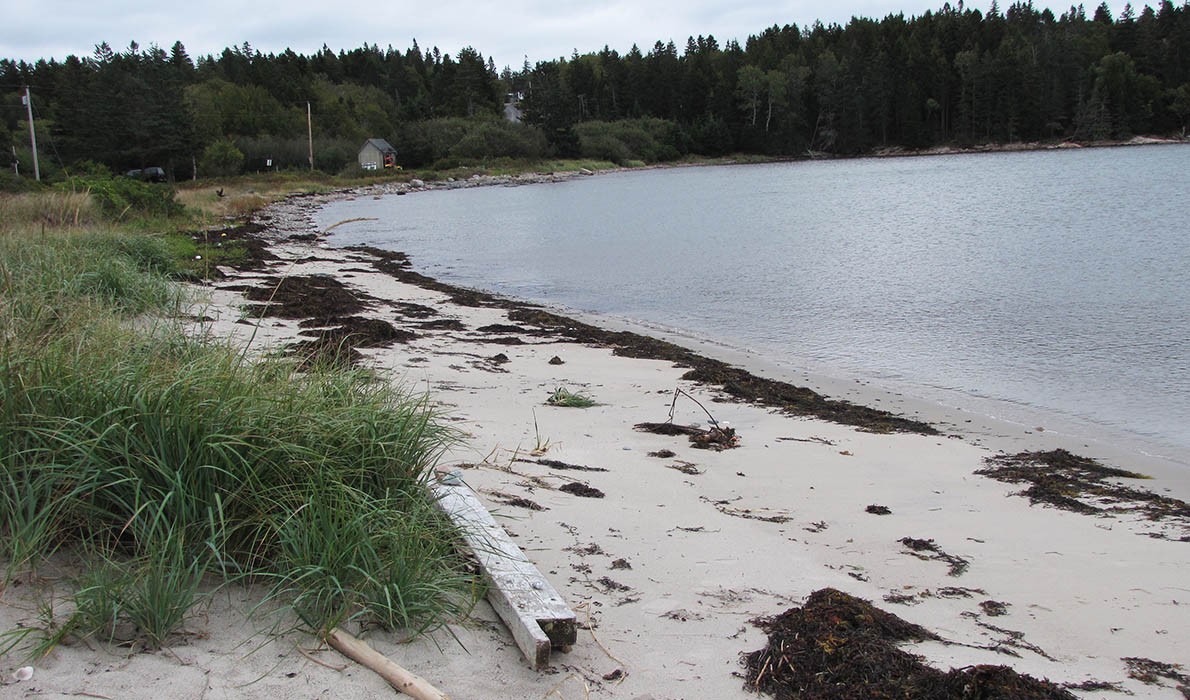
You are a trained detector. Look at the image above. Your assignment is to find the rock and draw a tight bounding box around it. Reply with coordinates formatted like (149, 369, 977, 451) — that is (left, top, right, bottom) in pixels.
(410, 178, 425, 188)
(548, 355, 565, 365)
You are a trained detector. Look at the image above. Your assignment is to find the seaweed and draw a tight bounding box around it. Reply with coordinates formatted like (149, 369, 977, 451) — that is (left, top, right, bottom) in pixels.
(635, 421, 739, 451)
(899, 537, 970, 577)
(290, 315, 415, 368)
(354, 245, 939, 434)
(485, 491, 546, 511)
(242, 274, 370, 321)
(559, 482, 605, 498)
(519, 458, 609, 472)
(1123, 656, 1190, 690)
(743, 588, 1077, 700)
(978, 450, 1190, 539)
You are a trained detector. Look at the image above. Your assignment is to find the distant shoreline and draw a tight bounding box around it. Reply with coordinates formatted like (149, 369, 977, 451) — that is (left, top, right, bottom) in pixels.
(269, 132, 1189, 199)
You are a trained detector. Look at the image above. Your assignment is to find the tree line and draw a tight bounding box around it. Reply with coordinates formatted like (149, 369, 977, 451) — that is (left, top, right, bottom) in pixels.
(2, 1, 1187, 181)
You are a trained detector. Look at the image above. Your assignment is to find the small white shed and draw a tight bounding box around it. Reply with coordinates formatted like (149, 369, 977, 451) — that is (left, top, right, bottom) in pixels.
(358, 138, 397, 170)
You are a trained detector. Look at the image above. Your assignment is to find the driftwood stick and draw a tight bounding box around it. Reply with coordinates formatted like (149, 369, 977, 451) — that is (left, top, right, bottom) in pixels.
(325, 627, 450, 700)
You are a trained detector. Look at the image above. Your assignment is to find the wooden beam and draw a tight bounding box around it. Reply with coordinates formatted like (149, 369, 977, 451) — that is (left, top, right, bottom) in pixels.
(432, 478, 576, 670)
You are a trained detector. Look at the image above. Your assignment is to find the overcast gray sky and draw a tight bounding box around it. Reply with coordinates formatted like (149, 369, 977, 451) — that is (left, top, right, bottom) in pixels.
(2, 1, 1127, 69)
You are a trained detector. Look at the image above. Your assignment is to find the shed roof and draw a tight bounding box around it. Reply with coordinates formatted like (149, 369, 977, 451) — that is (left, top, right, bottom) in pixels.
(361, 138, 396, 153)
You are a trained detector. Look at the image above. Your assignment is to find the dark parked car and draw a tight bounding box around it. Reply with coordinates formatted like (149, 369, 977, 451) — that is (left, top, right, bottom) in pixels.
(124, 167, 167, 183)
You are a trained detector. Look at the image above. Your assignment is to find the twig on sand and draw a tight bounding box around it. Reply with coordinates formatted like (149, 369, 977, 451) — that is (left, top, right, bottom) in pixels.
(668, 387, 720, 428)
(325, 627, 449, 700)
(297, 643, 349, 671)
(572, 601, 629, 679)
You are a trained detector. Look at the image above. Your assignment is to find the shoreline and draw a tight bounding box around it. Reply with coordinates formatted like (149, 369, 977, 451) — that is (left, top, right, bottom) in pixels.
(271, 133, 1190, 199)
(240, 204, 1190, 695)
(252, 192, 1188, 689)
(300, 163, 1190, 500)
(6, 180, 1188, 699)
(547, 307, 1190, 500)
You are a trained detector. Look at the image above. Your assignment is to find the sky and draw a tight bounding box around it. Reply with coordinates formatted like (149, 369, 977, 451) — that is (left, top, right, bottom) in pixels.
(2, 0, 1128, 70)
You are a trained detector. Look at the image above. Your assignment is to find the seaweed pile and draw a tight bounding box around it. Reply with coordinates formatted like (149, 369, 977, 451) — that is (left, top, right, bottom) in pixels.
(635, 421, 740, 450)
(240, 274, 370, 321)
(977, 450, 1190, 540)
(237, 274, 416, 367)
(292, 315, 416, 368)
(743, 588, 1076, 700)
(1124, 656, 1190, 697)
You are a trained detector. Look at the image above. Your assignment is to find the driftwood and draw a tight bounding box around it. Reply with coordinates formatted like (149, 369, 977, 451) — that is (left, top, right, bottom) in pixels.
(432, 477, 577, 669)
(326, 627, 449, 700)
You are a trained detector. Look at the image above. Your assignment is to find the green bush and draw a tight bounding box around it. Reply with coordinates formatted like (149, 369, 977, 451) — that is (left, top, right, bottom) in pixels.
(0, 171, 46, 193)
(234, 135, 311, 171)
(58, 175, 184, 220)
(574, 118, 684, 164)
(199, 138, 245, 177)
(67, 160, 113, 178)
(394, 118, 551, 168)
(449, 120, 550, 161)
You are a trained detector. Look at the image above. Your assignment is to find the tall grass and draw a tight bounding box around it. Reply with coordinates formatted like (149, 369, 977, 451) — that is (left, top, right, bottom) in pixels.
(0, 191, 98, 232)
(1, 202, 480, 654)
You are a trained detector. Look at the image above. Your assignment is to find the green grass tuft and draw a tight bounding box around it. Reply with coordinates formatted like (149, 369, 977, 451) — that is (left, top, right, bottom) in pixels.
(0, 206, 481, 654)
(546, 386, 597, 408)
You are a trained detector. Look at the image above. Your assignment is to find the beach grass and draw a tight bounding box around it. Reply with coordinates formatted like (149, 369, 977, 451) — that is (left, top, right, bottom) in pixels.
(546, 386, 597, 408)
(0, 190, 481, 655)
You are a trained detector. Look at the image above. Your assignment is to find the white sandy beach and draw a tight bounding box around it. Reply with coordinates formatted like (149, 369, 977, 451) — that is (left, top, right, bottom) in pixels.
(2, 187, 1188, 699)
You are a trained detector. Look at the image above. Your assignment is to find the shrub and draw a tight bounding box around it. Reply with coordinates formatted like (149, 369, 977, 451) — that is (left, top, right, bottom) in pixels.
(394, 118, 551, 168)
(574, 118, 684, 164)
(199, 139, 245, 177)
(234, 135, 311, 171)
(312, 137, 359, 173)
(58, 175, 184, 220)
(0, 171, 46, 194)
(449, 121, 550, 161)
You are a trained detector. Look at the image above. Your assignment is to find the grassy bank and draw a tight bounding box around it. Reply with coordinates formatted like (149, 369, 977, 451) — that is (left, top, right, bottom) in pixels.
(0, 184, 480, 656)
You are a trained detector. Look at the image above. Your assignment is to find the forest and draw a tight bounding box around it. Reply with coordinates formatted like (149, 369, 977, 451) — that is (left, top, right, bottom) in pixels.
(2, 1, 1188, 181)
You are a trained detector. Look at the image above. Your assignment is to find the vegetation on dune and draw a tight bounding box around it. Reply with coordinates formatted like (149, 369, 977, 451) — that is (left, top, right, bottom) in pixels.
(3, 2, 1188, 186)
(0, 189, 481, 656)
(546, 386, 598, 408)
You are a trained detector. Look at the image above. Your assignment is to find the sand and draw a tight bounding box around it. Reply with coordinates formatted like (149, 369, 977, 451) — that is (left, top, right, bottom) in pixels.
(2, 186, 1188, 699)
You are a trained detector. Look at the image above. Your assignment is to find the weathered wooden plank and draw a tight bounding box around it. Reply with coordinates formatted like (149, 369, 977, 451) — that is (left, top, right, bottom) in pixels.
(431, 478, 577, 670)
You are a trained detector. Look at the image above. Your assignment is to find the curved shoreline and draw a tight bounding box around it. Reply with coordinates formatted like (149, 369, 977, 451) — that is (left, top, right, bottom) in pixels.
(131, 191, 1190, 699)
(256, 174, 1190, 500)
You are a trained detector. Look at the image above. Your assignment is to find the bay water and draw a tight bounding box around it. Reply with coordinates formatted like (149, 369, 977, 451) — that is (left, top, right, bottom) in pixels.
(317, 145, 1190, 466)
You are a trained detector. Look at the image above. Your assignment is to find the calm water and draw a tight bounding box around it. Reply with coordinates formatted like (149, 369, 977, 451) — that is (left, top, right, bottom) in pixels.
(318, 145, 1190, 461)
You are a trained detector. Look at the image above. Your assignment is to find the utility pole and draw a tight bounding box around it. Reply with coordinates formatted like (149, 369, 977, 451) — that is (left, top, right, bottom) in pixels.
(23, 86, 40, 181)
(306, 101, 314, 171)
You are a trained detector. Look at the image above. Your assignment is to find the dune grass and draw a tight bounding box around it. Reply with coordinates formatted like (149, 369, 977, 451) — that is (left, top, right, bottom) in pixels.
(0, 192, 481, 655)
(546, 386, 598, 408)
(0, 190, 99, 231)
